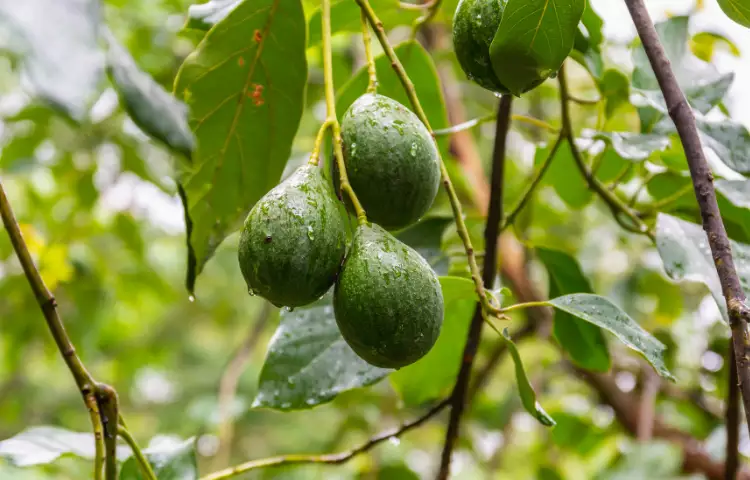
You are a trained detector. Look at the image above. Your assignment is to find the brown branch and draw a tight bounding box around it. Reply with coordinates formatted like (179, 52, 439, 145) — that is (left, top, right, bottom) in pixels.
(626, 0, 750, 432)
(727, 343, 740, 480)
(637, 361, 660, 442)
(437, 95, 513, 480)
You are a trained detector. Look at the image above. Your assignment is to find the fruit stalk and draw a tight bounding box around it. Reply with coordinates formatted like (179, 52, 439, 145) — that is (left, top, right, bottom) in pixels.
(360, 10, 377, 94)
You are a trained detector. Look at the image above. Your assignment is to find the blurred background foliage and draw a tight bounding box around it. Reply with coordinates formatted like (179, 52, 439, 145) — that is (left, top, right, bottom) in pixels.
(0, 0, 749, 478)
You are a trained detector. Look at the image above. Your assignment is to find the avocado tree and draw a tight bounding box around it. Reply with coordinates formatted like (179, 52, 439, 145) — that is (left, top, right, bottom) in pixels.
(1, 0, 750, 478)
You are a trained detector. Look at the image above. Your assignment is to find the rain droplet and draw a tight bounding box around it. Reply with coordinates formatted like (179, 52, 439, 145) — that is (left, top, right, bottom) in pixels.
(389, 437, 401, 446)
(286, 306, 295, 312)
(188, 295, 196, 303)
(248, 289, 256, 297)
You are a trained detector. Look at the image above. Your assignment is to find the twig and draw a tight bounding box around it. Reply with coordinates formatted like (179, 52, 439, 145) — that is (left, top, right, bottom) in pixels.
(84, 393, 105, 480)
(308, 119, 333, 166)
(636, 361, 659, 442)
(410, 0, 441, 39)
(626, 0, 750, 434)
(433, 113, 557, 137)
(200, 399, 450, 480)
(360, 10, 377, 94)
(641, 182, 693, 214)
(97, 384, 120, 480)
(568, 94, 600, 105)
(727, 343, 740, 480)
(437, 95, 513, 480)
(118, 427, 158, 480)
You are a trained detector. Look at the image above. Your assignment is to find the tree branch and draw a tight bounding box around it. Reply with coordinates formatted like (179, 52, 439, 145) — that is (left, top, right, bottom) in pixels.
(637, 361, 659, 442)
(727, 343, 740, 480)
(437, 95, 513, 479)
(625, 0, 750, 434)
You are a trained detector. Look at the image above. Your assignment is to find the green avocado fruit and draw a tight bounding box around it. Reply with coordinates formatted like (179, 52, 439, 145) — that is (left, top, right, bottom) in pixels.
(238, 164, 347, 308)
(340, 94, 440, 230)
(334, 223, 444, 368)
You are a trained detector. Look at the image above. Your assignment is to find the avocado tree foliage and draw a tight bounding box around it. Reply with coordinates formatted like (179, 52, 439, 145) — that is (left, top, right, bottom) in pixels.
(2, 0, 750, 478)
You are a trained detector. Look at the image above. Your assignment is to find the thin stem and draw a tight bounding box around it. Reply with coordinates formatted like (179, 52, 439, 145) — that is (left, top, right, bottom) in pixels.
(629, 172, 655, 207)
(85, 393, 105, 480)
(410, 0, 441, 39)
(726, 343, 739, 480)
(433, 113, 497, 136)
(568, 94, 600, 105)
(438, 95, 513, 480)
(118, 427, 158, 480)
(357, 0, 505, 321)
(642, 182, 693, 213)
(323, 0, 367, 224)
(512, 114, 559, 133)
(608, 163, 634, 191)
(361, 11, 377, 93)
(500, 300, 552, 314)
(97, 384, 119, 480)
(200, 399, 449, 480)
(308, 120, 333, 166)
(626, 0, 750, 434)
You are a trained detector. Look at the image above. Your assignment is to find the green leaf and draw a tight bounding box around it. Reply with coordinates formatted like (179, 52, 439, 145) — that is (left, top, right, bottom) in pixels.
(253, 293, 390, 411)
(536, 248, 610, 372)
(604, 441, 682, 480)
(589, 131, 670, 161)
(695, 117, 750, 175)
(501, 329, 555, 427)
(718, 0, 750, 28)
(119, 438, 197, 480)
(598, 69, 629, 118)
(489, 0, 585, 96)
(536, 139, 592, 209)
(690, 32, 741, 62)
(548, 294, 673, 379)
(185, 0, 242, 30)
(0, 0, 104, 120)
(580, 2, 603, 48)
(174, 0, 307, 294)
(656, 213, 750, 324)
(105, 32, 194, 158)
(390, 277, 476, 406)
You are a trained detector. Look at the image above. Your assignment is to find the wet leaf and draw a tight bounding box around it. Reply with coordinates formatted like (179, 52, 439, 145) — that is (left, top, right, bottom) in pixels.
(589, 131, 670, 161)
(119, 437, 197, 480)
(695, 117, 750, 175)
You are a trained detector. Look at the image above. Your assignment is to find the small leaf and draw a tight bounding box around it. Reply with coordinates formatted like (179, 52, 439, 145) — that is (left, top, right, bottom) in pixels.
(174, 0, 307, 293)
(489, 0, 586, 95)
(718, 0, 750, 28)
(390, 277, 476, 406)
(0, 0, 104, 120)
(690, 32, 741, 62)
(184, 0, 242, 31)
(537, 248, 610, 372)
(598, 69, 629, 118)
(119, 437, 197, 480)
(501, 328, 555, 427)
(549, 294, 673, 379)
(580, 2, 604, 48)
(253, 292, 390, 411)
(588, 131, 670, 161)
(105, 31, 194, 158)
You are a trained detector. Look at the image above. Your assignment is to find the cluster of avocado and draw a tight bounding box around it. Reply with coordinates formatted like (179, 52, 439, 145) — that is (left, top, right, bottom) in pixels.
(238, 93, 444, 369)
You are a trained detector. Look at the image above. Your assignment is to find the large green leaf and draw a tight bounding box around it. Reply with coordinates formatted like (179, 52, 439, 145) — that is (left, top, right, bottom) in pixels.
(588, 131, 670, 162)
(174, 0, 307, 293)
(489, 0, 585, 96)
(119, 438, 197, 480)
(0, 0, 104, 120)
(308, 0, 420, 46)
(695, 117, 750, 175)
(718, 0, 750, 28)
(549, 294, 673, 379)
(105, 32, 194, 158)
(253, 293, 390, 411)
(390, 277, 476, 406)
(536, 248, 610, 372)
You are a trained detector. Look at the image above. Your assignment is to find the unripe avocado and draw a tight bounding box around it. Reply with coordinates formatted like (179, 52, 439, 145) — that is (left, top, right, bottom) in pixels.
(238, 165, 347, 308)
(334, 223, 443, 368)
(340, 94, 440, 230)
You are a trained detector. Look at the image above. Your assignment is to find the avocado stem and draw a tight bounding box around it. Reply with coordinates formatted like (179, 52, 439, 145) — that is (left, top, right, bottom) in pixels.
(360, 11, 378, 94)
(308, 119, 333, 166)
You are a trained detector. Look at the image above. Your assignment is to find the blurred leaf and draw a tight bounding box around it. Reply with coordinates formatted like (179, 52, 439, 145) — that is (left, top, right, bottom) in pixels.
(548, 412, 608, 455)
(580, 2, 604, 48)
(589, 131, 669, 161)
(695, 117, 750, 175)
(253, 293, 390, 411)
(598, 69, 629, 118)
(489, 0, 585, 96)
(604, 441, 682, 479)
(537, 139, 592, 209)
(185, 0, 242, 30)
(501, 329, 555, 426)
(105, 31, 194, 158)
(537, 248, 610, 372)
(690, 32, 741, 62)
(718, 0, 750, 28)
(548, 294, 673, 379)
(119, 437, 197, 480)
(174, 0, 307, 293)
(0, 0, 104, 120)
(390, 277, 475, 406)
(395, 217, 451, 276)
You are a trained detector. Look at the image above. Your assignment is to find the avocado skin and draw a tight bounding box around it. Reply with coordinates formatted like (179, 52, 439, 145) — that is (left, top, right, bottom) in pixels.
(334, 223, 443, 368)
(452, 0, 508, 93)
(340, 94, 440, 231)
(238, 165, 347, 308)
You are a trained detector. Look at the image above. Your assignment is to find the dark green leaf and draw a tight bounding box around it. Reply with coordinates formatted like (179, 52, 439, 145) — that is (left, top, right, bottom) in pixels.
(589, 131, 670, 161)
(185, 0, 242, 30)
(549, 294, 673, 379)
(536, 139, 592, 209)
(0, 0, 104, 120)
(580, 2, 603, 48)
(489, 0, 586, 95)
(105, 32, 194, 158)
(174, 0, 307, 293)
(395, 217, 452, 276)
(536, 248, 610, 372)
(253, 293, 390, 411)
(718, 0, 750, 28)
(119, 438, 197, 480)
(390, 277, 475, 406)
(598, 69, 629, 118)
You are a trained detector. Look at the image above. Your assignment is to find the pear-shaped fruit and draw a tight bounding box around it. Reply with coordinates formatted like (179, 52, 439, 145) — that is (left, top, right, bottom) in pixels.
(238, 164, 347, 308)
(340, 94, 440, 230)
(334, 223, 443, 368)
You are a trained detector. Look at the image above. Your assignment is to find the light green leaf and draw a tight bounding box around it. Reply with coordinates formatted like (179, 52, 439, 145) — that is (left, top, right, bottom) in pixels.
(718, 0, 750, 28)
(580, 2, 603, 48)
(253, 293, 390, 411)
(308, 0, 420, 46)
(0, 0, 104, 120)
(489, 0, 585, 96)
(690, 32, 741, 62)
(502, 328, 555, 426)
(549, 294, 673, 379)
(184, 0, 242, 31)
(589, 131, 670, 161)
(105, 32, 194, 158)
(391, 277, 476, 406)
(536, 139, 592, 209)
(598, 69, 629, 118)
(119, 437, 197, 480)
(174, 0, 307, 293)
(537, 248, 610, 372)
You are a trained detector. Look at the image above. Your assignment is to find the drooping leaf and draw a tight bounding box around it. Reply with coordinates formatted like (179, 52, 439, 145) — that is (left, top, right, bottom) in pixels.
(0, 0, 104, 120)
(489, 0, 586, 96)
(718, 0, 750, 28)
(119, 437, 197, 480)
(549, 294, 673, 379)
(690, 32, 741, 62)
(174, 0, 307, 293)
(390, 277, 476, 406)
(253, 292, 390, 411)
(184, 0, 243, 30)
(105, 31, 194, 158)
(536, 248, 610, 372)
(588, 131, 670, 162)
